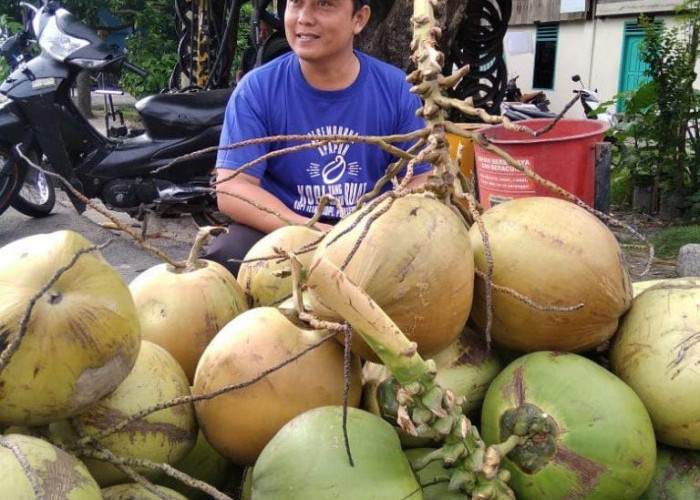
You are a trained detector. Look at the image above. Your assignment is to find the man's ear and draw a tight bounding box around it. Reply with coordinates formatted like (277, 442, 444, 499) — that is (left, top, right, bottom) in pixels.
(352, 5, 371, 35)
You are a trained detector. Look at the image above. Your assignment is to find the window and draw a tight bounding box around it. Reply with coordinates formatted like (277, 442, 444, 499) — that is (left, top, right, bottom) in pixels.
(533, 24, 559, 89)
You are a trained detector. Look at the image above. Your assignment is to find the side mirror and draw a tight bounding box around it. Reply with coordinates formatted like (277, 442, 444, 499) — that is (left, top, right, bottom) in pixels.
(572, 74, 581, 82)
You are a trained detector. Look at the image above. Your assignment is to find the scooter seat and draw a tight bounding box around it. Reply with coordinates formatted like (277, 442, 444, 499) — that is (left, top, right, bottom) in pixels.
(135, 88, 234, 139)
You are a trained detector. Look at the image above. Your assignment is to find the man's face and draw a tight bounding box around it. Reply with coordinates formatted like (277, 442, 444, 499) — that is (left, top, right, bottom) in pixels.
(284, 0, 370, 65)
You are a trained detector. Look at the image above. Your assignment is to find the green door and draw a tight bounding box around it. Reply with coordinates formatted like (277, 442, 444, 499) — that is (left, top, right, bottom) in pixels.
(618, 22, 657, 111)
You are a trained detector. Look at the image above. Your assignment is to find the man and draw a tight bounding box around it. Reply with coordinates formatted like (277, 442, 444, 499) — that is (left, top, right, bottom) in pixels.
(205, 0, 431, 276)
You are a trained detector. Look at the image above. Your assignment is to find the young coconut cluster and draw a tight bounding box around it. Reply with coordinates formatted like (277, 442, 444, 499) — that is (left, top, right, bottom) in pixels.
(2, 2, 697, 500)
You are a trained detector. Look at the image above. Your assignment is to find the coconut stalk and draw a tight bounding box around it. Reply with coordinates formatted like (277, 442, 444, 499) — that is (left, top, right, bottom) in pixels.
(306, 257, 514, 499)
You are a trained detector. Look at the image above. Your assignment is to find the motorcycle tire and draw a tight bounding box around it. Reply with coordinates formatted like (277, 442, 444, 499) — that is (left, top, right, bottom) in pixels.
(11, 164, 56, 218)
(0, 148, 21, 217)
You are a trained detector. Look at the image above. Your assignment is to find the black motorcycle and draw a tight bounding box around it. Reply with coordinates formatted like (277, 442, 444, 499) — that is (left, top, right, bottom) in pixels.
(0, 16, 56, 217)
(0, 0, 232, 225)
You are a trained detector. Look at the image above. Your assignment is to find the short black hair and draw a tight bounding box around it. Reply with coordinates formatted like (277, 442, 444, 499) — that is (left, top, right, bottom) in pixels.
(354, 0, 370, 11)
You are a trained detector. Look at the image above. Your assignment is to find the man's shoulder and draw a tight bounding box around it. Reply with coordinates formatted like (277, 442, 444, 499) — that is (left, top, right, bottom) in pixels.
(240, 51, 296, 87)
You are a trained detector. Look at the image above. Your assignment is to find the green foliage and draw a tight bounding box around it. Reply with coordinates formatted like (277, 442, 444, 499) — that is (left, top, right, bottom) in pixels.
(110, 0, 177, 96)
(610, 165, 633, 208)
(612, 0, 700, 217)
(0, 14, 23, 81)
(650, 224, 700, 259)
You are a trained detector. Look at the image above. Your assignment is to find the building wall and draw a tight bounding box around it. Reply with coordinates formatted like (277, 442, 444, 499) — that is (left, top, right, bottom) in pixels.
(503, 11, 686, 119)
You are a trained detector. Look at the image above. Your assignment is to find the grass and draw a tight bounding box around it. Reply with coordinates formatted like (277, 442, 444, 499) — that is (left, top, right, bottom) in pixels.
(650, 225, 700, 259)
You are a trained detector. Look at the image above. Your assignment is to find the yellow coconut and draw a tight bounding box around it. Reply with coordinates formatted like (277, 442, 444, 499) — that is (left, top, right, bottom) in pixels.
(237, 225, 323, 307)
(469, 197, 632, 352)
(610, 277, 700, 449)
(0, 433, 102, 499)
(129, 256, 248, 383)
(52, 340, 198, 486)
(193, 307, 362, 465)
(309, 193, 474, 361)
(0, 230, 140, 426)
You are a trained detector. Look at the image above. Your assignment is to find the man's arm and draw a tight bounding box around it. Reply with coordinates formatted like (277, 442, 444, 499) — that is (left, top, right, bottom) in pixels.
(216, 170, 331, 233)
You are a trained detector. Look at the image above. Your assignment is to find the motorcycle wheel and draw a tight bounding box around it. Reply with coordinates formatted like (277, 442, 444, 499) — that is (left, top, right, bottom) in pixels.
(11, 162, 56, 218)
(0, 148, 21, 217)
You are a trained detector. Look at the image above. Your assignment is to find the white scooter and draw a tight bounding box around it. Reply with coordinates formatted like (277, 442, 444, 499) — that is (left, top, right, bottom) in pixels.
(571, 74, 618, 128)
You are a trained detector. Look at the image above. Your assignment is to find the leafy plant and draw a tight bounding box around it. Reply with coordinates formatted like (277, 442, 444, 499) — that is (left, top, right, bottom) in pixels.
(612, 0, 700, 218)
(650, 224, 700, 259)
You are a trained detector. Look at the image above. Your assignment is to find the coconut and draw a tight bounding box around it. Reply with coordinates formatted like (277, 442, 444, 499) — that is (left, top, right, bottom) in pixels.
(251, 406, 422, 500)
(0, 433, 102, 499)
(481, 351, 656, 500)
(639, 445, 700, 499)
(610, 277, 700, 449)
(193, 307, 362, 465)
(52, 340, 197, 486)
(237, 225, 323, 307)
(102, 483, 189, 500)
(160, 429, 238, 500)
(309, 193, 474, 361)
(362, 325, 501, 442)
(0, 230, 140, 426)
(469, 197, 632, 352)
(129, 257, 248, 383)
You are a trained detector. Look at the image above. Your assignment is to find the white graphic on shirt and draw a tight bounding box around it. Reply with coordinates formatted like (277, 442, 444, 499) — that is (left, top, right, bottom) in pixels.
(292, 125, 366, 219)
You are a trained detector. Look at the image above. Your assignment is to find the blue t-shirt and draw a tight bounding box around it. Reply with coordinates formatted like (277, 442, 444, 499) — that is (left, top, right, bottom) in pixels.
(216, 50, 430, 222)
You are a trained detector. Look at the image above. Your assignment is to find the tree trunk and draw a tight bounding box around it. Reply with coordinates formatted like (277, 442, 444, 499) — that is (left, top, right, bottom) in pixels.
(356, 0, 470, 71)
(75, 70, 94, 119)
(356, 0, 511, 118)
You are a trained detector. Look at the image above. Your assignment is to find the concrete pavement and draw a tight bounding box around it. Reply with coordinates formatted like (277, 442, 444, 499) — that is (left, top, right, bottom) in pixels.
(0, 91, 202, 283)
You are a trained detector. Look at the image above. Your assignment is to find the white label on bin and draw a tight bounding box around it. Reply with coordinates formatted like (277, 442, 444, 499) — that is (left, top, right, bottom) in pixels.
(476, 155, 536, 195)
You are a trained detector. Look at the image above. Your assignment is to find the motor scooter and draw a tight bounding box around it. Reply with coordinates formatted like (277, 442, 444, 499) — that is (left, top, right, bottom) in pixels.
(571, 74, 618, 129)
(0, 0, 232, 225)
(0, 18, 56, 217)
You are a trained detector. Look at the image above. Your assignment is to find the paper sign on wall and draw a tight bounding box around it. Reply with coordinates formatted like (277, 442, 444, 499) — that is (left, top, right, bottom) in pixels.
(505, 31, 534, 55)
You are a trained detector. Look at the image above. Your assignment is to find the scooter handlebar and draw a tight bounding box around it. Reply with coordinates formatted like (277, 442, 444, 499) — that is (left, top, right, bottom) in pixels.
(122, 61, 147, 78)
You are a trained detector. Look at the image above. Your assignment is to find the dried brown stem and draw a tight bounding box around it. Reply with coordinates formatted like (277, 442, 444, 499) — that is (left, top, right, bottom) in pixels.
(340, 196, 395, 271)
(305, 195, 344, 227)
(78, 331, 337, 445)
(355, 138, 428, 209)
(456, 191, 495, 347)
(14, 147, 184, 269)
(474, 269, 585, 312)
(0, 242, 110, 374)
(157, 131, 427, 176)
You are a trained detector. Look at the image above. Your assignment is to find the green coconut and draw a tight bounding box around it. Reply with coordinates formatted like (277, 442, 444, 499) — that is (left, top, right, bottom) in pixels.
(639, 445, 700, 499)
(193, 307, 362, 465)
(251, 406, 423, 500)
(309, 193, 474, 361)
(237, 225, 323, 307)
(481, 351, 656, 500)
(102, 483, 188, 500)
(52, 340, 197, 486)
(0, 433, 102, 499)
(403, 448, 465, 500)
(610, 277, 700, 449)
(468, 197, 632, 352)
(0, 230, 140, 426)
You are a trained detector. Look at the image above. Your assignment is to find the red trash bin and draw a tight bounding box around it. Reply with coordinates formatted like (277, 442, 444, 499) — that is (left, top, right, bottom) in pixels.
(473, 118, 609, 209)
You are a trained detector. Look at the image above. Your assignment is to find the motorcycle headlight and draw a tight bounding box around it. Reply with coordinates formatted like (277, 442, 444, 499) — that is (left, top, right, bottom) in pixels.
(38, 17, 88, 61)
